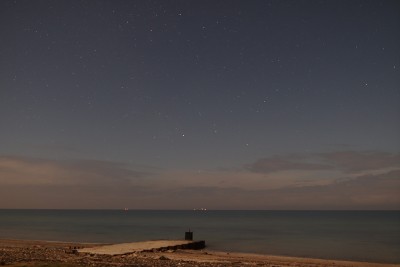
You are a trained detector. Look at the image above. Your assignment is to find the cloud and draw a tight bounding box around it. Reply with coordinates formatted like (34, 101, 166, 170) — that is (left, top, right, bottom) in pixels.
(266, 170, 400, 209)
(245, 151, 400, 174)
(0, 155, 147, 186)
(133, 169, 400, 210)
(0, 155, 159, 209)
(174, 170, 400, 210)
(245, 156, 332, 173)
(233, 150, 400, 209)
(318, 151, 400, 173)
(0, 152, 399, 209)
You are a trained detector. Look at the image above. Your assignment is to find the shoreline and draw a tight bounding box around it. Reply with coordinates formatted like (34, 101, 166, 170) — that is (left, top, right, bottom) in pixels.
(1, 239, 399, 267)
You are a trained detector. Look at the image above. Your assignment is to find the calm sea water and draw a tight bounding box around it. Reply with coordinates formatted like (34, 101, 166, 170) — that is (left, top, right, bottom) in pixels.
(0, 210, 399, 263)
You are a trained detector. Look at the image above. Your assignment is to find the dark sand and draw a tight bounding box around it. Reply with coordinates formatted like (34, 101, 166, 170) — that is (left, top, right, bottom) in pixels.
(0, 239, 399, 267)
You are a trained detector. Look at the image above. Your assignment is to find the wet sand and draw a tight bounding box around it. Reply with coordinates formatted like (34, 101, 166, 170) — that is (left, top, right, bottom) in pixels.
(0, 239, 398, 267)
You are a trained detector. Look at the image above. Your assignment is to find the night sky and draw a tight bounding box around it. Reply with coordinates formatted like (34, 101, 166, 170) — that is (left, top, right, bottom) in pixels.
(1, 0, 399, 209)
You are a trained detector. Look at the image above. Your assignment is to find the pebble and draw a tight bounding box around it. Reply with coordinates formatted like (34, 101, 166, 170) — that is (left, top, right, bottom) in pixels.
(0, 245, 234, 267)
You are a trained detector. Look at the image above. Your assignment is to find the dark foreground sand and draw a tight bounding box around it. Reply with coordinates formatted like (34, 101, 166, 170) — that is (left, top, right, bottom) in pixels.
(0, 239, 399, 267)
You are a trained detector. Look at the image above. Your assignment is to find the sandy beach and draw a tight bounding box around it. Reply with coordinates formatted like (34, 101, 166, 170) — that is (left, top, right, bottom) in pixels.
(0, 239, 399, 267)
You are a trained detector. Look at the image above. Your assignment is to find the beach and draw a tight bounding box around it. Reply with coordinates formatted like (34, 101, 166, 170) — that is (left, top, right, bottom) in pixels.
(1, 239, 399, 267)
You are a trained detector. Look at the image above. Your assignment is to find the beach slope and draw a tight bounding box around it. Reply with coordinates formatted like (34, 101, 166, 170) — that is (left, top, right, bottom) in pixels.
(1, 239, 398, 267)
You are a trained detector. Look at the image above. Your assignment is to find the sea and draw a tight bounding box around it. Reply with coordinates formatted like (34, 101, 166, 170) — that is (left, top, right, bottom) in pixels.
(0, 210, 399, 263)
